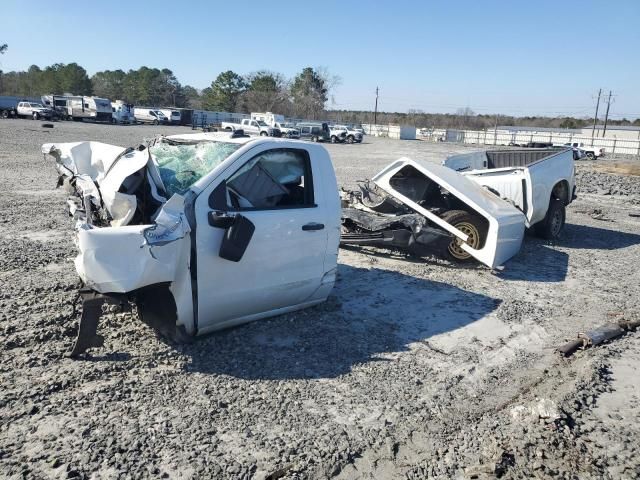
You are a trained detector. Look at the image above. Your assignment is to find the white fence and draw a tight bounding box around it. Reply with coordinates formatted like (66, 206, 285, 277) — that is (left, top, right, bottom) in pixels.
(362, 123, 416, 140)
(420, 128, 640, 156)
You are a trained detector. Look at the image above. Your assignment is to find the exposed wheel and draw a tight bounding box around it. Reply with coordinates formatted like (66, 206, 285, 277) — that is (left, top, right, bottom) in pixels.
(111, 118, 117, 124)
(260, 131, 268, 136)
(1, 110, 8, 119)
(346, 135, 354, 144)
(534, 198, 565, 240)
(153, 119, 159, 125)
(441, 210, 487, 262)
(586, 152, 595, 160)
(311, 136, 318, 142)
(330, 135, 337, 143)
(32, 112, 39, 120)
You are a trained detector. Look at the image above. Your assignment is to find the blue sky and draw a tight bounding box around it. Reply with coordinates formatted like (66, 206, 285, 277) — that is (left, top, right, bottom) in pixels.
(2, 0, 639, 118)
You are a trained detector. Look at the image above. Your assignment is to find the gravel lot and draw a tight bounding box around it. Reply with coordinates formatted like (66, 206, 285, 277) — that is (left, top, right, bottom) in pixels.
(1, 119, 639, 479)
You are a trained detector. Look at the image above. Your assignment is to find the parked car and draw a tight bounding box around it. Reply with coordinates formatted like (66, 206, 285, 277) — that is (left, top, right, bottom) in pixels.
(16, 101, 56, 120)
(297, 122, 331, 142)
(333, 125, 363, 143)
(134, 108, 168, 125)
(43, 133, 339, 355)
(222, 118, 281, 137)
(329, 127, 348, 143)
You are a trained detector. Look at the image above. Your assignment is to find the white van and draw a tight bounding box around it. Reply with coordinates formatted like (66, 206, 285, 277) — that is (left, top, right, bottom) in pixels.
(134, 108, 168, 125)
(158, 108, 181, 125)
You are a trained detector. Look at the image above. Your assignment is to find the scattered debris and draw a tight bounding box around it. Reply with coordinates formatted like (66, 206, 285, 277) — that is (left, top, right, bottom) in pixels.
(557, 317, 640, 357)
(510, 398, 561, 422)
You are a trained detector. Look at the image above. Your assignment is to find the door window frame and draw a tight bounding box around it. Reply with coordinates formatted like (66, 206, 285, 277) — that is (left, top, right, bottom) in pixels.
(222, 147, 317, 212)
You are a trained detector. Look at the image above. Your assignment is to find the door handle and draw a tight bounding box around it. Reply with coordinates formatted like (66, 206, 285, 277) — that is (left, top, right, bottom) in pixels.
(302, 222, 324, 231)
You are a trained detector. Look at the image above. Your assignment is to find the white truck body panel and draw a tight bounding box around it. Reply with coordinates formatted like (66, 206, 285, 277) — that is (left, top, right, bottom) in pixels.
(372, 158, 526, 268)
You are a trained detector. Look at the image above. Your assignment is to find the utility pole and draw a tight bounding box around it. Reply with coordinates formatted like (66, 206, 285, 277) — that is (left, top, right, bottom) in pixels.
(374, 86, 379, 125)
(591, 88, 601, 143)
(602, 90, 613, 137)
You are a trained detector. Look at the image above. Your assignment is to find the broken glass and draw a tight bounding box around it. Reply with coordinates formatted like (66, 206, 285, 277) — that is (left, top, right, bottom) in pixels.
(150, 141, 241, 197)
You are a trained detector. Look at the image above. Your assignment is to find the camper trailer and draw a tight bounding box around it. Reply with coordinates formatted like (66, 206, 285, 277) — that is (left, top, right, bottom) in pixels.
(43, 95, 112, 122)
(251, 112, 285, 125)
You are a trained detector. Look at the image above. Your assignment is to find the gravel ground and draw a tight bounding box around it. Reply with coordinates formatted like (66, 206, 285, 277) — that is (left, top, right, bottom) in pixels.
(1, 119, 639, 479)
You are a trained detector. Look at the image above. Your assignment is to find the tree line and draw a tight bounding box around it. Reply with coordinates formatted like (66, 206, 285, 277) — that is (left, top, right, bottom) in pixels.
(325, 108, 640, 129)
(0, 61, 336, 119)
(0, 51, 636, 128)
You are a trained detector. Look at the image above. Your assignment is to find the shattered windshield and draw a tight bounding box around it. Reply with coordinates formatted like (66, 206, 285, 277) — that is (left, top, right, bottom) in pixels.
(150, 141, 241, 197)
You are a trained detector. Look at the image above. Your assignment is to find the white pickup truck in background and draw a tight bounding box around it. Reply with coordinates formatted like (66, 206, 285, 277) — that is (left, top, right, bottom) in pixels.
(563, 142, 605, 159)
(16, 101, 56, 120)
(222, 119, 282, 137)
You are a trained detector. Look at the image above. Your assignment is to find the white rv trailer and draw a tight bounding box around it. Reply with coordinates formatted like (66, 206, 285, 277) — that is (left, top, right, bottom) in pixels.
(42, 95, 112, 122)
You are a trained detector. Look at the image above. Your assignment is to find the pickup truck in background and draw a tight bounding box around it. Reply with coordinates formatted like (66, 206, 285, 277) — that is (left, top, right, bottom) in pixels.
(563, 142, 605, 159)
(274, 122, 300, 139)
(329, 127, 348, 143)
(222, 119, 282, 137)
(44, 133, 338, 355)
(341, 148, 575, 268)
(334, 124, 364, 144)
(16, 101, 56, 120)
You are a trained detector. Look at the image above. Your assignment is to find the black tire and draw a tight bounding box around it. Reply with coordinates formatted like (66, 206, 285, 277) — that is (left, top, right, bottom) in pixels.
(1, 110, 8, 119)
(346, 135, 354, 144)
(330, 135, 337, 144)
(112, 118, 117, 124)
(260, 131, 268, 137)
(586, 152, 595, 160)
(311, 136, 318, 142)
(153, 119, 159, 126)
(32, 112, 39, 120)
(441, 210, 487, 262)
(534, 197, 565, 240)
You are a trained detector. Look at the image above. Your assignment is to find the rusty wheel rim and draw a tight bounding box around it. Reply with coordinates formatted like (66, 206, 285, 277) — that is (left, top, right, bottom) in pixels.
(448, 221, 480, 260)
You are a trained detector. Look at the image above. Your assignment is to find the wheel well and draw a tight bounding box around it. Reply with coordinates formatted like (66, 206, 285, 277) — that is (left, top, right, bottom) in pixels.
(552, 180, 570, 204)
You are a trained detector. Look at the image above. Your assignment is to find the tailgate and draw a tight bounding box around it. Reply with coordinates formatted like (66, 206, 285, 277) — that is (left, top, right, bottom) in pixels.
(372, 158, 526, 268)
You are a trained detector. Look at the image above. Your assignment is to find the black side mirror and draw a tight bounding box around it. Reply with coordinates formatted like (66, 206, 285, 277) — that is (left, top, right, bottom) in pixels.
(219, 214, 255, 262)
(208, 211, 235, 229)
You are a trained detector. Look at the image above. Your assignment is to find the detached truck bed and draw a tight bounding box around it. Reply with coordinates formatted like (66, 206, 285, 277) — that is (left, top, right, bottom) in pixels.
(444, 148, 576, 236)
(340, 148, 575, 268)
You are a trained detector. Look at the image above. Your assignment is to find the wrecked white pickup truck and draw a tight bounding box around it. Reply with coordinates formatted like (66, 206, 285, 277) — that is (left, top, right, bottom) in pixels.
(44, 133, 340, 355)
(341, 148, 576, 268)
